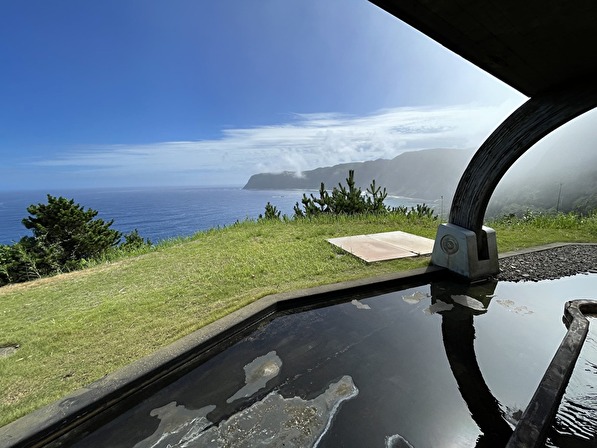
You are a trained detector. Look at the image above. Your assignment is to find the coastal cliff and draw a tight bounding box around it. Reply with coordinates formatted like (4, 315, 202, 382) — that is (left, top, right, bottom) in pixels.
(243, 148, 473, 201)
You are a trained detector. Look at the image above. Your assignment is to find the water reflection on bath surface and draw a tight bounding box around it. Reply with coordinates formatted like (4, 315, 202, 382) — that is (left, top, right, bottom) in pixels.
(74, 274, 597, 447)
(548, 316, 597, 447)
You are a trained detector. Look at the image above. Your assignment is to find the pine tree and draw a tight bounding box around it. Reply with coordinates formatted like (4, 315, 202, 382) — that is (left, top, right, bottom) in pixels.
(292, 170, 389, 217)
(259, 202, 282, 220)
(22, 195, 121, 269)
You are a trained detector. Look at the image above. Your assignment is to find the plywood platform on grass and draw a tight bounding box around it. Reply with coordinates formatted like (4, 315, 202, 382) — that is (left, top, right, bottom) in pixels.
(327, 231, 434, 263)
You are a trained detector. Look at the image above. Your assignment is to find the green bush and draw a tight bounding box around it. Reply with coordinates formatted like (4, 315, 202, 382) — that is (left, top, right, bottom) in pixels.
(0, 243, 37, 285)
(120, 229, 152, 251)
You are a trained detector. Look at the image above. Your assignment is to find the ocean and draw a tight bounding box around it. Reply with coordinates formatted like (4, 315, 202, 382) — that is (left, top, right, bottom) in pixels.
(0, 186, 427, 245)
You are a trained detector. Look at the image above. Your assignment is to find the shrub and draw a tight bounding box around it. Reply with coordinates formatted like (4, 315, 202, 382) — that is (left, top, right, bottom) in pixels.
(408, 203, 436, 220)
(293, 170, 389, 218)
(259, 202, 282, 221)
(120, 229, 152, 251)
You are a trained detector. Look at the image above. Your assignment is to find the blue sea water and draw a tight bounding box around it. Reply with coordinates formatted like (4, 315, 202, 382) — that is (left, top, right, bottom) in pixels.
(0, 186, 426, 245)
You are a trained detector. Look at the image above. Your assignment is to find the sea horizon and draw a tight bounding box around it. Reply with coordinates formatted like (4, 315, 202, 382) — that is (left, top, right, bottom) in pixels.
(0, 185, 431, 246)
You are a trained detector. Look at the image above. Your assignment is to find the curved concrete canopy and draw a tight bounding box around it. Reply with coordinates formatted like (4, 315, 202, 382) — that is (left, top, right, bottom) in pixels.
(369, 0, 597, 278)
(451, 81, 597, 240)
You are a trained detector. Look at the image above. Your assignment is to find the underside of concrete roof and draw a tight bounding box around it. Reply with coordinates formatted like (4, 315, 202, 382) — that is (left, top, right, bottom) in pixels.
(369, 0, 597, 96)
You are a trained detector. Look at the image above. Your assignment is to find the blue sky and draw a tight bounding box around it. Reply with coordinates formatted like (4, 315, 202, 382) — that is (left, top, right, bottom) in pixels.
(0, 0, 527, 190)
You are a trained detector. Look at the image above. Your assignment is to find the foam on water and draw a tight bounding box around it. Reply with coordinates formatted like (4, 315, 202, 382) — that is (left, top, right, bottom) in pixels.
(227, 351, 282, 403)
(385, 434, 415, 448)
(424, 300, 454, 315)
(133, 374, 358, 448)
(401, 290, 426, 304)
(451, 294, 486, 311)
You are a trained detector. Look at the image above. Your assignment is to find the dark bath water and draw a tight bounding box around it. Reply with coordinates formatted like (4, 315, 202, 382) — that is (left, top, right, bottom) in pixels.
(72, 275, 597, 447)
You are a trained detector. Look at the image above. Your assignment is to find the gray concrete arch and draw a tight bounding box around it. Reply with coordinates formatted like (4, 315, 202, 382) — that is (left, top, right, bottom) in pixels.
(432, 80, 597, 280)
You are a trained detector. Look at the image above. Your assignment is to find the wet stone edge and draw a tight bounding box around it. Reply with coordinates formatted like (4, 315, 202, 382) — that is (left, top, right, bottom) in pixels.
(506, 300, 597, 448)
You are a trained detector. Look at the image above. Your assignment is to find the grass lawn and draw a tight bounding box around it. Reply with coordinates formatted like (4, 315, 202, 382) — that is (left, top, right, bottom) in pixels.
(1, 213, 596, 427)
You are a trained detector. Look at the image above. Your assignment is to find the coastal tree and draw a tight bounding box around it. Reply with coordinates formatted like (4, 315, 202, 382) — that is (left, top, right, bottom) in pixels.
(293, 170, 390, 218)
(0, 195, 155, 286)
(266, 170, 437, 221)
(22, 195, 122, 270)
(0, 195, 132, 286)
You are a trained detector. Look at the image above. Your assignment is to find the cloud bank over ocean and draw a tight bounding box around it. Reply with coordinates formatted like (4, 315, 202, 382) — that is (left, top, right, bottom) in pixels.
(31, 101, 521, 187)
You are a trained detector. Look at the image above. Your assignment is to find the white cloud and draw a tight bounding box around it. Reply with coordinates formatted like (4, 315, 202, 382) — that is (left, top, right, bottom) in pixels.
(34, 101, 523, 186)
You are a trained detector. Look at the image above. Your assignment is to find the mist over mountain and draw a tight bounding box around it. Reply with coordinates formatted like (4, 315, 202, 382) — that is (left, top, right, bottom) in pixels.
(244, 148, 474, 202)
(489, 146, 597, 217)
(244, 112, 597, 218)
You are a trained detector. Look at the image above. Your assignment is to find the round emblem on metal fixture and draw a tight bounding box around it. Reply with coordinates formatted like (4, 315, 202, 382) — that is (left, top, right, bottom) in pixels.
(440, 235, 459, 255)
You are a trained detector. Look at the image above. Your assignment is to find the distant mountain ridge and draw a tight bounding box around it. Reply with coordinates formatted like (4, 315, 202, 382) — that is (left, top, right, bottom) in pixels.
(243, 148, 474, 201)
(244, 143, 597, 217)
